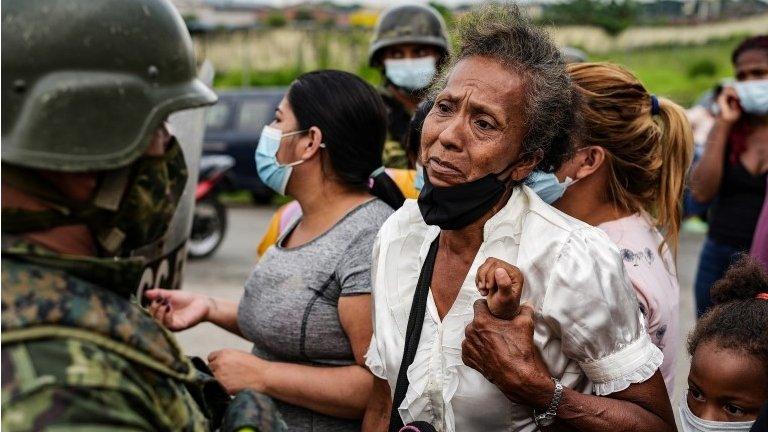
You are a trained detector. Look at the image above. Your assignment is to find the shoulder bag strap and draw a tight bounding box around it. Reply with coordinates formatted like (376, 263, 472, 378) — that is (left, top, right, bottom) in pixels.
(389, 237, 440, 432)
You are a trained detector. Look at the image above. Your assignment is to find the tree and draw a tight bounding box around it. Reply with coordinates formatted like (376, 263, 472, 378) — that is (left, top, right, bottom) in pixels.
(294, 8, 314, 22)
(266, 11, 287, 28)
(429, 1, 454, 25)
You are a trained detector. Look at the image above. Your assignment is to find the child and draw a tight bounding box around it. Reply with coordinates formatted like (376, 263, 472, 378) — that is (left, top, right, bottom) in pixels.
(682, 256, 768, 431)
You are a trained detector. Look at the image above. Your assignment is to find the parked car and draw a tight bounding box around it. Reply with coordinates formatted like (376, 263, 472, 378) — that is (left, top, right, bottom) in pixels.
(203, 88, 286, 203)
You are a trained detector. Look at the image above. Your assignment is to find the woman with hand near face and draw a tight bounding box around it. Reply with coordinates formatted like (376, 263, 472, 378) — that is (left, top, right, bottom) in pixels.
(146, 70, 400, 432)
(363, 5, 674, 432)
(691, 35, 768, 317)
(549, 62, 694, 394)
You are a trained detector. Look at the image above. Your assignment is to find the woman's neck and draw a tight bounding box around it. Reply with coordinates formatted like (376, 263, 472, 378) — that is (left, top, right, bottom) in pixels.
(293, 180, 372, 230)
(748, 113, 768, 126)
(555, 184, 632, 227)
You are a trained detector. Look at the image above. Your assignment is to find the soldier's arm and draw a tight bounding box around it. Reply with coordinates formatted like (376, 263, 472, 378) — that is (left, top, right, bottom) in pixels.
(2, 340, 208, 432)
(2, 385, 156, 432)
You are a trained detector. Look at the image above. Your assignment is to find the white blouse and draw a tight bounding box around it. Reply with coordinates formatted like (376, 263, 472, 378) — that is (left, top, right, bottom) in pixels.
(365, 186, 663, 432)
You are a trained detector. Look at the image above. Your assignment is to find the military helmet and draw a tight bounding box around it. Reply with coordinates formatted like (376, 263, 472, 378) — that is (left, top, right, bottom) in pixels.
(368, 4, 450, 67)
(1, 0, 217, 172)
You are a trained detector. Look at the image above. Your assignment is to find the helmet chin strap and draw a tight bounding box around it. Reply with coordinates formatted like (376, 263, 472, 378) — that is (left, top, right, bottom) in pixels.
(93, 168, 130, 211)
(91, 168, 132, 254)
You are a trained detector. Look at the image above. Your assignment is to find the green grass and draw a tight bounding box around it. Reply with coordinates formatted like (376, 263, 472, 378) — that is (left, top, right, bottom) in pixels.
(214, 68, 304, 88)
(212, 37, 745, 108)
(593, 37, 743, 107)
(214, 65, 382, 89)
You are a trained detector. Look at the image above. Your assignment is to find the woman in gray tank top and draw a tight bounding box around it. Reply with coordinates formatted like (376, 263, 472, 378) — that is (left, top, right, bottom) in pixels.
(146, 70, 402, 431)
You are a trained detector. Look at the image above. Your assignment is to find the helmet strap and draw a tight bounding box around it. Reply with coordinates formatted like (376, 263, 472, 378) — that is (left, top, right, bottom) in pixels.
(93, 167, 130, 211)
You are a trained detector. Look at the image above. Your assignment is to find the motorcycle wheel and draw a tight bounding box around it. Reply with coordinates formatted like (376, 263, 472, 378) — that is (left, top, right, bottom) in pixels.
(188, 197, 227, 259)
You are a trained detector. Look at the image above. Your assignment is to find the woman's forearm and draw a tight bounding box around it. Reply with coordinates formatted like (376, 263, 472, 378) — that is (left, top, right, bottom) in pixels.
(519, 372, 675, 432)
(690, 119, 732, 203)
(548, 389, 674, 432)
(206, 297, 242, 336)
(363, 377, 393, 432)
(259, 361, 373, 419)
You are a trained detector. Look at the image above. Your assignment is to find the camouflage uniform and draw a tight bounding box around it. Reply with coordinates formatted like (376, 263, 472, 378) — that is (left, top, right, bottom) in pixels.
(1, 1, 284, 430)
(2, 256, 211, 431)
(380, 87, 414, 169)
(1, 252, 285, 432)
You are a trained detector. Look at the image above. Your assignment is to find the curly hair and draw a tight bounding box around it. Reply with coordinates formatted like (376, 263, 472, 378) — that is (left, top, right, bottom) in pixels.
(431, 3, 579, 173)
(687, 256, 768, 369)
(731, 35, 768, 64)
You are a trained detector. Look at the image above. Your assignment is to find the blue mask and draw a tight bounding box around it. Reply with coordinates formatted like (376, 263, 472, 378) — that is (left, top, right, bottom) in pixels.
(525, 170, 576, 204)
(254, 125, 311, 195)
(734, 79, 768, 115)
(384, 57, 437, 91)
(414, 164, 425, 191)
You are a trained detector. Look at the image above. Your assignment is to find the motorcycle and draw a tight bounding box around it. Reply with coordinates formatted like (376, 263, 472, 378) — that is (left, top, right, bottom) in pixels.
(188, 155, 235, 259)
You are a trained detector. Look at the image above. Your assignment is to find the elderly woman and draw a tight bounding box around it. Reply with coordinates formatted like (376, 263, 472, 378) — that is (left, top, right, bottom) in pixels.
(363, 5, 674, 432)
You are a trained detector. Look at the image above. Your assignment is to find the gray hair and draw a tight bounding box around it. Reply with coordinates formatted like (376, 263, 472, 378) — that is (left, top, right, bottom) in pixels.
(433, 3, 579, 172)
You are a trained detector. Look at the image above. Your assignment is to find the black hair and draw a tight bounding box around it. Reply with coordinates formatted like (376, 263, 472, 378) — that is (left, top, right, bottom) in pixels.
(288, 70, 404, 209)
(404, 98, 435, 168)
(732, 35, 768, 64)
(687, 255, 768, 370)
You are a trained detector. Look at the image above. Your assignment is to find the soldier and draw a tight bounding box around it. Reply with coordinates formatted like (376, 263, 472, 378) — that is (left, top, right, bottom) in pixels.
(1, 1, 282, 431)
(368, 3, 450, 168)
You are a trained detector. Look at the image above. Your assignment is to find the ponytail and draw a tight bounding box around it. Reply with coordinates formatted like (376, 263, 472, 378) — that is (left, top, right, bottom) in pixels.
(710, 255, 768, 305)
(567, 62, 694, 258)
(655, 97, 694, 256)
(687, 255, 768, 364)
(369, 167, 406, 209)
(370, 98, 435, 209)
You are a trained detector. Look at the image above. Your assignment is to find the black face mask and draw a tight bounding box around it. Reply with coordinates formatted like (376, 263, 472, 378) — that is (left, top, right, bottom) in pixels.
(417, 164, 516, 230)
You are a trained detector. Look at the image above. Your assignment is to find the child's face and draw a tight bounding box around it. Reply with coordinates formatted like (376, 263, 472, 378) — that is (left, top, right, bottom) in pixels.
(687, 341, 768, 422)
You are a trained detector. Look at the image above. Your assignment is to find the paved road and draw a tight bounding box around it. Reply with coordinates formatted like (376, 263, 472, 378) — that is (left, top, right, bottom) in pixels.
(177, 204, 705, 406)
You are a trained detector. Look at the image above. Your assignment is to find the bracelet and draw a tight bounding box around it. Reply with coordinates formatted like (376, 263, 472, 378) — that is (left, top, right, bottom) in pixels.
(533, 377, 563, 428)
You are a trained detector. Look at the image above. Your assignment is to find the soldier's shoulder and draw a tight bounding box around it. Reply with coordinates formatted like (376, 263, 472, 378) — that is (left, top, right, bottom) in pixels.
(1, 257, 193, 378)
(1, 257, 91, 298)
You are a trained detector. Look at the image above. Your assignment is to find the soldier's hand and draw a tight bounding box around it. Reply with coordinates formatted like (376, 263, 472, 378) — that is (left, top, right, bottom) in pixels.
(475, 258, 524, 320)
(145, 289, 212, 331)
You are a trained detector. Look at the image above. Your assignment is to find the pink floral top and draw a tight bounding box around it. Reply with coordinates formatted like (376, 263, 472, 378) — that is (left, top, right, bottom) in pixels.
(599, 213, 679, 393)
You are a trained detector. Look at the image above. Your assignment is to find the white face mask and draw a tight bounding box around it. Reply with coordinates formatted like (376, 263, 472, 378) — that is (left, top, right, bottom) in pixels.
(734, 79, 768, 115)
(679, 398, 755, 432)
(384, 57, 437, 91)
